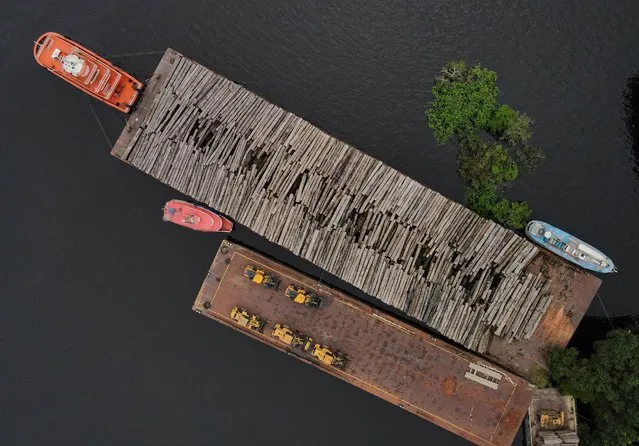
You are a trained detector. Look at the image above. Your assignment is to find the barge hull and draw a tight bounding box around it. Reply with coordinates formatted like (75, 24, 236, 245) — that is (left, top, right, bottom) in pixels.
(194, 241, 534, 446)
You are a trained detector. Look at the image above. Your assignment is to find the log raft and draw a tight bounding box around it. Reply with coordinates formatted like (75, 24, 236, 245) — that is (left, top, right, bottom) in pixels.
(111, 49, 601, 374)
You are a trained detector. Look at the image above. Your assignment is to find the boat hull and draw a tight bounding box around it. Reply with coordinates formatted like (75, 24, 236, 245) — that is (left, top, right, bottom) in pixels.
(163, 199, 233, 232)
(33, 32, 143, 113)
(525, 220, 615, 273)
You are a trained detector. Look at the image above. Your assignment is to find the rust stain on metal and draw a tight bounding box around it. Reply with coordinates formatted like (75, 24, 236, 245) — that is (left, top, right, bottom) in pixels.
(485, 254, 601, 377)
(194, 241, 535, 446)
(443, 376, 457, 395)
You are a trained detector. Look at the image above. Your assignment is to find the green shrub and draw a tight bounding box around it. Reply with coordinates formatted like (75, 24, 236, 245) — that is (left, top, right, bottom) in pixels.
(528, 363, 550, 388)
(547, 330, 639, 446)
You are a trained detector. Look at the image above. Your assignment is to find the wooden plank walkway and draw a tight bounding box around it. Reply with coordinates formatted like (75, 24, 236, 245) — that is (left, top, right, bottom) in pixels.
(111, 49, 600, 365)
(194, 241, 534, 446)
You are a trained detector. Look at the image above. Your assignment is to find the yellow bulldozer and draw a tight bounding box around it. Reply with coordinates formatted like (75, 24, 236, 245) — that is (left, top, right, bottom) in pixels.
(230, 306, 265, 332)
(285, 285, 322, 308)
(311, 344, 347, 369)
(539, 410, 565, 429)
(271, 324, 313, 351)
(244, 265, 280, 289)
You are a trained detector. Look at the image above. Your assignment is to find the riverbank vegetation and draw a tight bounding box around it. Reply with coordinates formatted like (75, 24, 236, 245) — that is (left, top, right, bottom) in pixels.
(425, 61, 544, 229)
(546, 329, 639, 446)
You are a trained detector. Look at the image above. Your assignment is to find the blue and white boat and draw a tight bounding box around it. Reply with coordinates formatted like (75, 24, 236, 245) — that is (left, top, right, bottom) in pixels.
(525, 220, 617, 274)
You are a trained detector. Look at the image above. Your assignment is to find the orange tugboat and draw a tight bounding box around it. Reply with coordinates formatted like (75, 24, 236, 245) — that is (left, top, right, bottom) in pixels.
(162, 199, 233, 233)
(33, 32, 143, 113)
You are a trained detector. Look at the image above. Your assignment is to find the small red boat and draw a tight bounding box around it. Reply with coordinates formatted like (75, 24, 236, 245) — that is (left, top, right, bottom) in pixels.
(33, 32, 143, 113)
(162, 200, 233, 233)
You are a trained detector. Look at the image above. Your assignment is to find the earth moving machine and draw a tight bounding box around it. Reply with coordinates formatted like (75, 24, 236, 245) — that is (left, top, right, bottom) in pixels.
(230, 306, 265, 332)
(285, 285, 322, 308)
(539, 410, 565, 429)
(244, 265, 280, 289)
(311, 344, 347, 369)
(271, 324, 313, 351)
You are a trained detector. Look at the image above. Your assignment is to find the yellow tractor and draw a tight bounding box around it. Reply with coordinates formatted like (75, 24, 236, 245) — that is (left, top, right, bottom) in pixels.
(311, 344, 347, 369)
(230, 306, 265, 332)
(271, 324, 313, 351)
(244, 265, 280, 289)
(539, 410, 565, 429)
(285, 285, 322, 308)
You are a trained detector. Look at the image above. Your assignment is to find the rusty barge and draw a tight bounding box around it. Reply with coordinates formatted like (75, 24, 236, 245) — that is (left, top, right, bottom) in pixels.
(194, 241, 534, 446)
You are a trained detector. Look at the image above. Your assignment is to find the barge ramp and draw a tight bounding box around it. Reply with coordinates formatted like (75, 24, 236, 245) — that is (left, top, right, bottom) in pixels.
(194, 241, 534, 446)
(112, 49, 601, 377)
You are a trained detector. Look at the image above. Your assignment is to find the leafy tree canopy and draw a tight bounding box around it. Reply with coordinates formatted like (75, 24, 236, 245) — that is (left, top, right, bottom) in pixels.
(464, 183, 531, 229)
(458, 141, 518, 186)
(511, 145, 545, 173)
(502, 111, 533, 146)
(486, 104, 534, 145)
(427, 61, 498, 144)
(547, 329, 639, 446)
(425, 60, 544, 230)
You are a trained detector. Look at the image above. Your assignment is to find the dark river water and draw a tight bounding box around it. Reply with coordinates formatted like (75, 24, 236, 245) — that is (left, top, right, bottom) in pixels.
(3, 1, 639, 445)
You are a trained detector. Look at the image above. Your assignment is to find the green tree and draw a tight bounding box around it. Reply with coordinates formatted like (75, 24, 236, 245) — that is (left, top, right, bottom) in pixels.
(511, 146, 545, 173)
(425, 60, 544, 230)
(486, 104, 533, 145)
(464, 184, 531, 229)
(464, 183, 499, 218)
(426, 61, 498, 143)
(493, 199, 532, 229)
(547, 330, 639, 446)
(458, 141, 518, 186)
(502, 111, 533, 145)
(486, 104, 516, 135)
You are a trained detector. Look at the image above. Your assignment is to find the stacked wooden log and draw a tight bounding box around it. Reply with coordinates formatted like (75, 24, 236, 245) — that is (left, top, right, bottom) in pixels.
(122, 54, 554, 352)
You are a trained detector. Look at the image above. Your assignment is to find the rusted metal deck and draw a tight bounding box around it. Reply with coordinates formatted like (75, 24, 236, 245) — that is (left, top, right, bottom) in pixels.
(113, 49, 601, 378)
(194, 241, 534, 446)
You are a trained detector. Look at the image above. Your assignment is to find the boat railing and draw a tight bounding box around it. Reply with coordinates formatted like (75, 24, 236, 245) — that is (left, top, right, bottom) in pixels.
(102, 71, 122, 98)
(33, 35, 52, 61)
(83, 62, 99, 85)
(94, 67, 111, 94)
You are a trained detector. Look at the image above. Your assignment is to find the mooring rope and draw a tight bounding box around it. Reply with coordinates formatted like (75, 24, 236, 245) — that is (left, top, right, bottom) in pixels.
(107, 50, 165, 59)
(596, 292, 614, 328)
(316, 268, 325, 289)
(87, 99, 113, 149)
